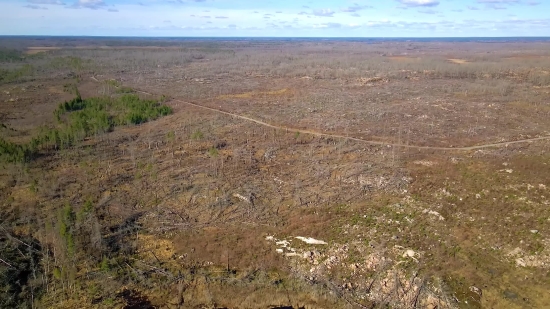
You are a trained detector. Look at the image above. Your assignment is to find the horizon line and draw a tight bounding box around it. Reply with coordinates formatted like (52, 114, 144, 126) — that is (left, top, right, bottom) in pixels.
(1, 35, 550, 39)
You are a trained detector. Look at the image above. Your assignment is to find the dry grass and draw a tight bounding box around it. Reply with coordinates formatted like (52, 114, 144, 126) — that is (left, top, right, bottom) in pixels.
(388, 56, 420, 62)
(2, 37, 550, 308)
(25, 46, 62, 54)
(217, 88, 289, 99)
(447, 58, 469, 64)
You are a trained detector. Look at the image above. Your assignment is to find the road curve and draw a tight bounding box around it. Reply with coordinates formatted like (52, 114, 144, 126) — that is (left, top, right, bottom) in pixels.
(93, 80, 550, 152)
(171, 98, 550, 151)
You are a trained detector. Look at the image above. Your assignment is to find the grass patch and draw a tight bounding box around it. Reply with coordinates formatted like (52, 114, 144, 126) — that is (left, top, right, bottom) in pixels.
(0, 64, 33, 84)
(116, 86, 135, 94)
(507, 101, 550, 115)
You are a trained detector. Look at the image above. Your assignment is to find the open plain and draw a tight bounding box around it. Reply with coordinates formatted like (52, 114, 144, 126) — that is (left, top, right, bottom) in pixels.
(1, 37, 550, 308)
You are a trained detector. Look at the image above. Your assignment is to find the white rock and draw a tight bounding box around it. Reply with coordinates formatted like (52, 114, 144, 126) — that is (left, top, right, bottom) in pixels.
(326, 256, 338, 264)
(414, 160, 436, 167)
(232, 193, 250, 203)
(507, 247, 522, 257)
(403, 250, 416, 258)
(276, 240, 290, 247)
(469, 286, 482, 297)
(276, 248, 283, 253)
(423, 209, 445, 221)
(295, 236, 327, 245)
(530, 230, 539, 234)
(516, 258, 526, 267)
(265, 235, 274, 241)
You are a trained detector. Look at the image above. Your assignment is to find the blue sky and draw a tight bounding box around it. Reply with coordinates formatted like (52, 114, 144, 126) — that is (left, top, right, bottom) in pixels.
(1, 0, 549, 36)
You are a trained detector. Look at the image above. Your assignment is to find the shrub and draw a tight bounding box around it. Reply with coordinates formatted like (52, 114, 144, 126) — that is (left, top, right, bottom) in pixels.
(192, 130, 204, 140)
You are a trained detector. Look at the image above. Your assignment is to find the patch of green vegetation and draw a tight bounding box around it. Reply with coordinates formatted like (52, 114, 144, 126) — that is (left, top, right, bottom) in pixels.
(0, 48, 23, 62)
(116, 86, 135, 93)
(165, 130, 176, 143)
(48, 92, 171, 144)
(58, 202, 76, 257)
(29, 179, 38, 193)
(0, 137, 34, 163)
(0, 64, 33, 84)
(49, 56, 89, 72)
(103, 79, 120, 87)
(100, 257, 111, 272)
(77, 198, 94, 222)
(208, 146, 219, 157)
(349, 213, 375, 226)
(0, 91, 172, 163)
(192, 129, 204, 140)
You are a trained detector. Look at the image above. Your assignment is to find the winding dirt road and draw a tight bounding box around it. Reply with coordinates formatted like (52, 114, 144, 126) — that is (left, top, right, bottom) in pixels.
(171, 98, 550, 151)
(170, 98, 550, 151)
(91, 78, 550, 152)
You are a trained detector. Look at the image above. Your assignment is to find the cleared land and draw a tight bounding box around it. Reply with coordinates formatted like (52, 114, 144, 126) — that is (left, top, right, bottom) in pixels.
(1, 38, 550, 309)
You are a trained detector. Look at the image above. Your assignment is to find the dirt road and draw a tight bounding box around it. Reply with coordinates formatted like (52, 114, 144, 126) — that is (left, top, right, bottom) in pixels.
(171, 99, 550, 152)
(93, 79, 550, 152)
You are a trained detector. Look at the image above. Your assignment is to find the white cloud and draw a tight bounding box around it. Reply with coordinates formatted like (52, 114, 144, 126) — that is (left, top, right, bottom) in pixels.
(312, 9, 335, 17)
(27, 0, 64, 4)
(341, 5, 372, 12)
(70, 0, 108, 9)
(476, 0, 532, 9)
(477, 0, 519, 3)
(397, 0, 439, 7)
(24, 4, 48, 9)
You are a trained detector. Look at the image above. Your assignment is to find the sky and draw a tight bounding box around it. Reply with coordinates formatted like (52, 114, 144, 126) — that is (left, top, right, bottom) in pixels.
(0, 0, 549, 37)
